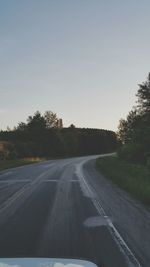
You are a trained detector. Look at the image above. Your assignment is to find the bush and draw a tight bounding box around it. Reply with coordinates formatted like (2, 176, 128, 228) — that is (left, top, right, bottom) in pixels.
(0, 142, 18, 160)
(118, 143, 146, 164)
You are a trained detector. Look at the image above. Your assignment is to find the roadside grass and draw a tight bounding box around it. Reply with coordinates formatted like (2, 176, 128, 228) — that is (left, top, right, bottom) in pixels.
(0, 157, 46, 172)
(96, 156, 150, 205)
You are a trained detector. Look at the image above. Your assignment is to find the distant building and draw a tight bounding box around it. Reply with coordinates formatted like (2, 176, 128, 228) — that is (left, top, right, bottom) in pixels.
(56, 118, 63, 128)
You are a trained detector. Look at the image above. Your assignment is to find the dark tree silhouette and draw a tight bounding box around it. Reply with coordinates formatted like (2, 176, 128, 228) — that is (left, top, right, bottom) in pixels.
(44, 111, 59, 128)
(27, 111, 46, 132)
(117, 73, 150, 164)
(0, 111, 118, 159)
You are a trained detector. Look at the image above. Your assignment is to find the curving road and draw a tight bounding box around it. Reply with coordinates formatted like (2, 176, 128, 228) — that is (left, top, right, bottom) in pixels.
(0, 155, 149, 267)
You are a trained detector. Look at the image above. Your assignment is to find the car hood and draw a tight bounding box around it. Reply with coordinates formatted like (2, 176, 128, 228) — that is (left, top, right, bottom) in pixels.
(0, 258, 98, 267)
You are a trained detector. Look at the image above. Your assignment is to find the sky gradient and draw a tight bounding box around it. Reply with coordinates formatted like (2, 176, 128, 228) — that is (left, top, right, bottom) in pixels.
(1, 0, 150, 131)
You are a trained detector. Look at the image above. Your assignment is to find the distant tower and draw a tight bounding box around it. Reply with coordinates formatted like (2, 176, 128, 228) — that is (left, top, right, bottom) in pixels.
(57, 118, 63, 128)
(148, 73, 150, 87)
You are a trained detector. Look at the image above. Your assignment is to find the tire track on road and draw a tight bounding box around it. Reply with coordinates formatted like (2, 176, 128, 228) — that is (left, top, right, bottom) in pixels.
(0, 163, 56, 226)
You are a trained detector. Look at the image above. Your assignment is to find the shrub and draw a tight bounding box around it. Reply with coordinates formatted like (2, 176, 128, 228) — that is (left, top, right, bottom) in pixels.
(118, 143, 146, 164)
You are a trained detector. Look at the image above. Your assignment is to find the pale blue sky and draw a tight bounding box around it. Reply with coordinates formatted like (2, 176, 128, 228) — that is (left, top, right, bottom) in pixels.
(0, 0, 150, 131)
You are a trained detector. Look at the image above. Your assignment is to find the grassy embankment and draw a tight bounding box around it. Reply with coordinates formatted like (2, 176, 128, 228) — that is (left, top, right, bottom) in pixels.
(96, 155, 150, 205)
(0, 158, 45, 172)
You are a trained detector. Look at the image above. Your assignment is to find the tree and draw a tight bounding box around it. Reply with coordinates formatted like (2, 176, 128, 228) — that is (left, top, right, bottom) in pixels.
(27, 111, 46, 132)
(117, 73, 150, 164)
(117, 119, 128, 144)
(117, 110, 140, 144)
(6, 126, 11, 132)
(16, 122, 27, 131)
(44, 111, 59, 128)
(69, 124, 76, 129)
(136, 73, 150, 114)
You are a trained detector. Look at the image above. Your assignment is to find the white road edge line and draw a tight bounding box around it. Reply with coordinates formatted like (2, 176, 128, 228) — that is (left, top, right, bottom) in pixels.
(76, 161, 142, 267)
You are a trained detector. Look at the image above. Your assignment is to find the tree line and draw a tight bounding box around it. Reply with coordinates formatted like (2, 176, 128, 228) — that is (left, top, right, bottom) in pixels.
(117, 73, 150, 165)
(0, 111, 117, 160)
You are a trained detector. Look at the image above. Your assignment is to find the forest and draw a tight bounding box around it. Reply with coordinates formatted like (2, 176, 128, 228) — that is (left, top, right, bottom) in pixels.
(0, 111, 117, 160)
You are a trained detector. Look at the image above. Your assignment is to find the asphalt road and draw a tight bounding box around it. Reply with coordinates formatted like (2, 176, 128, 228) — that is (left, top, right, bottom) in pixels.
(0, 155, 149, 267)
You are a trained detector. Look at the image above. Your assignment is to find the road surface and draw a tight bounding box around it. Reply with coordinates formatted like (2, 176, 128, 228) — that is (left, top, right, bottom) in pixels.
(0, 155, 149, 267)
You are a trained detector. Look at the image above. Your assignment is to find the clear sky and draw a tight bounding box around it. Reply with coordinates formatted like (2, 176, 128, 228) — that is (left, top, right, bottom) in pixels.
(0, 0, 150, 131)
